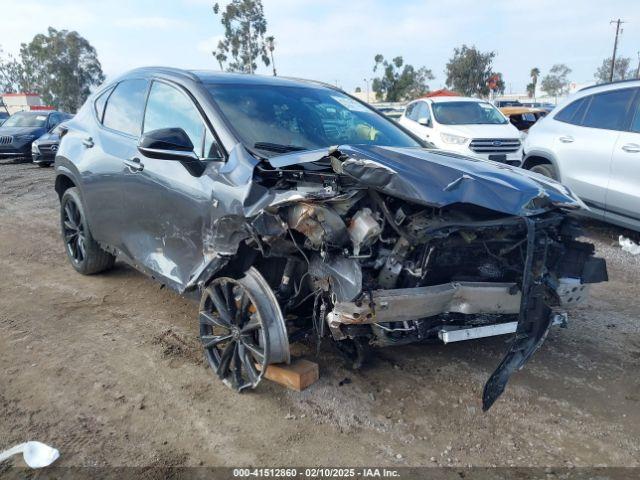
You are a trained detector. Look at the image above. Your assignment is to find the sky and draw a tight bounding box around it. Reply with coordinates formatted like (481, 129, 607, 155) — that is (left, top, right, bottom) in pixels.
(1, 0, 639, 94)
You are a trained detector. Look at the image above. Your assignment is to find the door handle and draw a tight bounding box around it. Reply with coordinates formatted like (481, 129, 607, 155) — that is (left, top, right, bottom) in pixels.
(124, 157, 144, 172)
(559, 136, 574, 143)
(82, 137, 94, 148)
(621, 143, 640, 153)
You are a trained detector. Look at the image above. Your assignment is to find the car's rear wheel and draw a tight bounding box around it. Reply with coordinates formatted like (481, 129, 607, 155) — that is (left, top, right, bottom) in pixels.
(199, 267, 289, 392)
(529, 163, 558, 180)
(36, 162, 52, 168)
(60, 187, 115, 274)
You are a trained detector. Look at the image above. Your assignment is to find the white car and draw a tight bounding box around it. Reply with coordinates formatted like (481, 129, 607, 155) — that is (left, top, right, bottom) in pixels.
(522, 80, 640, 231)
(399, 96, 523, 165)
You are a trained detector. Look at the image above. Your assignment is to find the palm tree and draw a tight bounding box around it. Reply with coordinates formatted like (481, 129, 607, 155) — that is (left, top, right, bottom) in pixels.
(530, 67, 540, 101)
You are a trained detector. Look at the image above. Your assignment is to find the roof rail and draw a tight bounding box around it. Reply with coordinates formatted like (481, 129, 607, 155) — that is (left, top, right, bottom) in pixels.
(279, 76, 341, 91)
(127, 66, 202, 83)
(579, 78, 640, 92)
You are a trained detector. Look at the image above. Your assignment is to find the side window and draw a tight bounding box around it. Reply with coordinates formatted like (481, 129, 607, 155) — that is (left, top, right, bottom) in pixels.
(581, 88, 636, 131)
(404, 102, 417, 120)
(143, 81, 209, 157)
(555, 97, 586, 125)
(48, 114, 60, 129)
(203, 129, 224, 159)
(103, 79, 148, 136)
(416, 103, 431, 123)
(94, 86, 114, 123)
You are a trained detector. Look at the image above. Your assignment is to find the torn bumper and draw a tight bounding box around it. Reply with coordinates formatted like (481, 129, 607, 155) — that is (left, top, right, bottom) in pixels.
(326, 281, 522, 337)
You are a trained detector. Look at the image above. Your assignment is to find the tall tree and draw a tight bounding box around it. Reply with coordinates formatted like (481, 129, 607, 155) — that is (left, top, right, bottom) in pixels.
(541, 64, 572, 101)
(526, 67, 540, 99)
(0, 47, 28, 93)
(212, 0, 272, 74)
(444, 45, 502, 97)
(13, 28, 105, 112)
(594, 56, 633, 83)
(371, 55, 434, 102)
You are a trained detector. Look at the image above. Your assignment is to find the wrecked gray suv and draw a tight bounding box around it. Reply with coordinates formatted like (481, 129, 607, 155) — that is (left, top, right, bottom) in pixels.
(54, 68, 607, 410)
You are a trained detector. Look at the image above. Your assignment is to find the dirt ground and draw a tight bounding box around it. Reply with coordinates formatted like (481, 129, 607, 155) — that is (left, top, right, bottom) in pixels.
(1, 158, 639, 469)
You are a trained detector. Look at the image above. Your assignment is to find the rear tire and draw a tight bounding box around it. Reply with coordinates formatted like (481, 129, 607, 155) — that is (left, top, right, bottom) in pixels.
(36, 162, 52, 168)
(529, 163, 558, 180)
(60, 187, 115, 275)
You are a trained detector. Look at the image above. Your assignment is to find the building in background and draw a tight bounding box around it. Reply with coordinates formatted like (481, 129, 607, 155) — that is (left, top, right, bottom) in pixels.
(0, 93, 53, 115)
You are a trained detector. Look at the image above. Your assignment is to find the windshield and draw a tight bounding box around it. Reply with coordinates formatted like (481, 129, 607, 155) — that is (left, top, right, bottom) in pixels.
(432, 101, 508, 125)
(2, 112, 48, 128)
(206, 84, 421, 156)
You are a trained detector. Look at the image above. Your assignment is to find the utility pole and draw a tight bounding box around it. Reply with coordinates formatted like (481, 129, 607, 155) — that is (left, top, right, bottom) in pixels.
(636, 51, 640, 79)
(609, 19, 625, 82)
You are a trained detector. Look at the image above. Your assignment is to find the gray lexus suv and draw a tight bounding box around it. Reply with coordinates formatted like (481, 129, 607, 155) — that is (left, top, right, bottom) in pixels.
(53, 67, 606, 410)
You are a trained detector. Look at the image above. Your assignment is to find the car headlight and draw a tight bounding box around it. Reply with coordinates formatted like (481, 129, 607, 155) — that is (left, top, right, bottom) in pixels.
(32, 143, 40, 153)
(440, 133, 468, 145)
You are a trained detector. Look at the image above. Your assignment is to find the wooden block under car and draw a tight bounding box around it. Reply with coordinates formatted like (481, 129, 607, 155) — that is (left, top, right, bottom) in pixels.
(257, 359, 319, 391)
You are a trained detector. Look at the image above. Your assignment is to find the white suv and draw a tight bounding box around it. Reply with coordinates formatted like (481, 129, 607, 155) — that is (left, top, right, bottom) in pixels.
(399, 96, 523, 165)
(523, 80, 640, 231)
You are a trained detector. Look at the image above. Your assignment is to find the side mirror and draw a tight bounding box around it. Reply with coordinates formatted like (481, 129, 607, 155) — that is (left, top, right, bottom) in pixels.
(138, 128, 198, 161)
(418, 117, 432, 127)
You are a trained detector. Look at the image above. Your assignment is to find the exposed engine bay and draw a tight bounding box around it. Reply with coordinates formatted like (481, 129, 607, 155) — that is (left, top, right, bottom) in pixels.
(197, 144, 608, 410)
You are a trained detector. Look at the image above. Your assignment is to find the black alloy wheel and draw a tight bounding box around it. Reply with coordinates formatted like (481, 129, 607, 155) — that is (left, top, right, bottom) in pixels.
(199, 275, 270, 392)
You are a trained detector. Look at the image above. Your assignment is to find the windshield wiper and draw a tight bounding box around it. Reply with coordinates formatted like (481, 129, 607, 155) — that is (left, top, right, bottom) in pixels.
(254, 142, 308, 154)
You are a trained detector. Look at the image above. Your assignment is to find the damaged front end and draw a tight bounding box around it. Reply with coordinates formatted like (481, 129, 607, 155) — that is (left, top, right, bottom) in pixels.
(201, 144, 607, 409)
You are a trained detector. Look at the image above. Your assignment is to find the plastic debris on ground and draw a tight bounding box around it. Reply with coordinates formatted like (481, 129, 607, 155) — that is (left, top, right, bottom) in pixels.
(0, 441, 60, 468)
(619, 235, 640, 256)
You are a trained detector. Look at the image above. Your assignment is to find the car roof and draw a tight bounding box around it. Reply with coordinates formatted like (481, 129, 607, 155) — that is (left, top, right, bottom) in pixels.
(122, 66, 338, 91)
(579, 78, 640, 93)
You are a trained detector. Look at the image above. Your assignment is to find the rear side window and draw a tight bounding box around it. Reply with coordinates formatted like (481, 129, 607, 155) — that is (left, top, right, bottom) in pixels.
(581, 88, 636, 131)
(554, 98, 587, 125)
(103, 79, 148, 136)
(143, 81, 208, 157)
(94, 86, 114, 123)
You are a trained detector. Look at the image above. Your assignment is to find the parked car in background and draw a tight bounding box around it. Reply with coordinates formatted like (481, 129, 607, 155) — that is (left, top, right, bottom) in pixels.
(521, 102, 555, 113)
(0, 111, 9, 126)
(376, 106, 405, 120)
(53, 67, 606, 410)
(0, 110, 70, 160)
(500, 107, 547, 134)
(523, 79, 640, 231)
(32, 116, 73, 167)
(399, 96, 523, 165)
(494, 99, 523, 108)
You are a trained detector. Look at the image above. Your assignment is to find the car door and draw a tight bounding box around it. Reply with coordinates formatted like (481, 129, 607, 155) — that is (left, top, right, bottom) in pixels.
(81, 79, 149, 250)
(552, 88, 635, 212)
(606, 88, 640, 229)
(122, 79, 225, 289)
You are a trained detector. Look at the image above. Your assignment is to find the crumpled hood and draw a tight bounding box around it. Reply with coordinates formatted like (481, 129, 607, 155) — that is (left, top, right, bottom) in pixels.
(269, 145, 585, 216)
